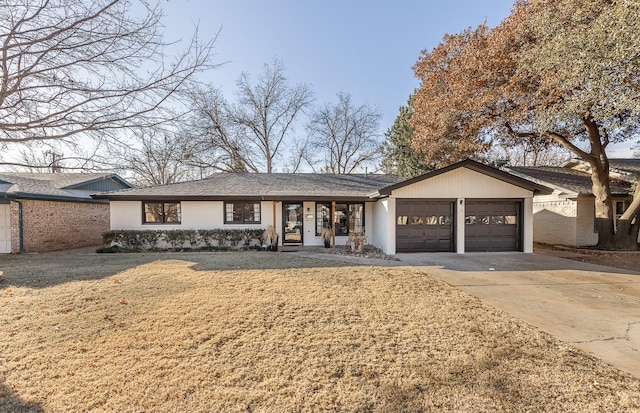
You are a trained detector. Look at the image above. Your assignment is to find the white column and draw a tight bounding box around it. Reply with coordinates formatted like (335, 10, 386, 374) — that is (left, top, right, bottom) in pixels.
(456, 198, 465, 254)
(388, 197, 396, 254)
(523, 197, 534, 253)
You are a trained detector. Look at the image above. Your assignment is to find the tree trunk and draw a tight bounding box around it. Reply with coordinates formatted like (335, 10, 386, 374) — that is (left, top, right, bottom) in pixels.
(612, 183, 640, 250)
(581, 118, 615, 249)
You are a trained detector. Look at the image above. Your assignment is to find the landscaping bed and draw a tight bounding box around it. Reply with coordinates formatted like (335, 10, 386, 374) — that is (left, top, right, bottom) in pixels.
(535, 243, 640, 273)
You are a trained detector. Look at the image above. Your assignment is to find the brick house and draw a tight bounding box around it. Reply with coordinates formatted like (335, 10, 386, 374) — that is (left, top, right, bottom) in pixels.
(0, 173, 132, 253)
(507, 159, 639, 247)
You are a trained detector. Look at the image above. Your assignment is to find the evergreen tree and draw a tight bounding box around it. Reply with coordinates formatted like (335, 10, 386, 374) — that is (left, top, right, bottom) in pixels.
(381, 95, 433, 177)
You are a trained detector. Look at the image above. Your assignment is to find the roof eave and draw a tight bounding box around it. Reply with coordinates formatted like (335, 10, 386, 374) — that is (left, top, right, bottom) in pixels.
(92, 194, 377, 202)
(5, 192, 108, 203)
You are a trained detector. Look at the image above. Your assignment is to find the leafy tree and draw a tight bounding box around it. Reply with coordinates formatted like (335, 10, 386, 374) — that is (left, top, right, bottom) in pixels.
(381, 94, 433, 177)
(411, 0, 640, 249)
(0, 0, 214, 165)
(306, 92, 382, 174)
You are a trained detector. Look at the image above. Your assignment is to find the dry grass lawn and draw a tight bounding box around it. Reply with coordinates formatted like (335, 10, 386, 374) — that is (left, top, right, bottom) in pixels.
(1, 250, 640, 412)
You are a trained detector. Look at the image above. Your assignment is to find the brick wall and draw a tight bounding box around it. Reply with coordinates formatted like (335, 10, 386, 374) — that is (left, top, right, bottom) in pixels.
(10, 199, 110, 252)
(10, 201, 19, 253)
(575, 198, 598, 246)
(532, 200, 577, 245)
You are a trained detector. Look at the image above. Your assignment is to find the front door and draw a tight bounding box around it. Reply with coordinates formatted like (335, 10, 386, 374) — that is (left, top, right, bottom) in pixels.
(283, 202, 303, 245)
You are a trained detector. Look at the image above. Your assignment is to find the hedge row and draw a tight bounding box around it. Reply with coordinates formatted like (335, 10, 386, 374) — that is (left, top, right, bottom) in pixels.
(101, 229, 266, 251)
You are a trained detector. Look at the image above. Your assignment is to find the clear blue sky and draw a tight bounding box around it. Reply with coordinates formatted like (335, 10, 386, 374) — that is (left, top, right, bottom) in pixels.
(161, 0, 632, 157)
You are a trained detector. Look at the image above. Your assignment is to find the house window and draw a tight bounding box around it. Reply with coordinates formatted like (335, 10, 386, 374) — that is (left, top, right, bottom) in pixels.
(143, 202, 181, 224)
(333, 203, 365, 235)
(614, 200, 627, 231)
(316, 203, 331, 235)
(225, 201, 261, 224)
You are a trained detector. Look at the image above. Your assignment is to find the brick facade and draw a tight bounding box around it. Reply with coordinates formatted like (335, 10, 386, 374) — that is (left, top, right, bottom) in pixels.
(9, 199, 110, 252)
(532, 198, 598, 247)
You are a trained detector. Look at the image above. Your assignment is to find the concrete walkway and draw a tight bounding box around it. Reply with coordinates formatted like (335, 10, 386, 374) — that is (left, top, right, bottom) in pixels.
(396, 252, 640, 379)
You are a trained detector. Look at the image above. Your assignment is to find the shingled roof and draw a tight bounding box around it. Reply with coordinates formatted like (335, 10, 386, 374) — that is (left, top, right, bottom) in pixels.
(507, 166, 631, 196)
(610, 158, 640, 177)
(92, 173, 405, 201)
(0, 173, 132, 203)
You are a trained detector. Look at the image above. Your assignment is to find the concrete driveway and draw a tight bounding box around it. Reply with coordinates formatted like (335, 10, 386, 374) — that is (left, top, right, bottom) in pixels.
(396, 252, 640, 379)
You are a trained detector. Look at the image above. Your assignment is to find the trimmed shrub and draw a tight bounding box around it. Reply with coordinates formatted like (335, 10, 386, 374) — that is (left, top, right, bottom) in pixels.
(102, 229, 263, 251)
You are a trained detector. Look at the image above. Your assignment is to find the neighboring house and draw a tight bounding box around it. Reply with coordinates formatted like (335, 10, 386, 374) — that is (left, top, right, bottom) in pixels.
(0, 173, 133, 253)
(508, 158, 639, 247)
(93, 160, 549, 254)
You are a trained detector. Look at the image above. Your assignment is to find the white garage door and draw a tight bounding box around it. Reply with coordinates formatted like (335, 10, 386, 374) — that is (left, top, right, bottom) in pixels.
(0, 204, 10, 253)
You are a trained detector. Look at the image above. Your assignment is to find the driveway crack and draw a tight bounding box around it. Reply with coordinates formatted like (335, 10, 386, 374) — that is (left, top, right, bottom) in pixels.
(572, 321, 640, 344)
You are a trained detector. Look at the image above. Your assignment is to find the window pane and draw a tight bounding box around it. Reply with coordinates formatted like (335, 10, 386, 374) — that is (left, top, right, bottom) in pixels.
(425, 215, 438, 225)
(491, 215, 504, 225)
(505, 215, 517, 225)
(478, 216, 490, 225)
(144, 203, 163, 223)
(317, 203, 331, 235)
(411, 216, 423, 225)
(164, 202, 181, 223)
(465, 215, 476, 225)
(243, 203, 253, 222)
(253, 203, 261, 222)
(225, 203, 234, 222)
(349, 203, 364, 233)
(232, 203, 242, 223)
(334, 204, 348, 235)
(397, 216, 408, 225)
(440, 215, 451, 225)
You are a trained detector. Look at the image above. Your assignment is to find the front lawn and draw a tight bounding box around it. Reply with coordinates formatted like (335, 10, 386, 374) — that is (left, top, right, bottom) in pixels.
(0, 251, 638, 412)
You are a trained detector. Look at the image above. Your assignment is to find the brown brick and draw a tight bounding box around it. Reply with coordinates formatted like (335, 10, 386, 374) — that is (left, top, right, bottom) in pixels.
(10, 200, 109, 252)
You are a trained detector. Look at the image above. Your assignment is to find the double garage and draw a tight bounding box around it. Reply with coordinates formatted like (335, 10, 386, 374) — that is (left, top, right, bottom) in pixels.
(376, 160, 550, 254)
(396, 199, 522, 253)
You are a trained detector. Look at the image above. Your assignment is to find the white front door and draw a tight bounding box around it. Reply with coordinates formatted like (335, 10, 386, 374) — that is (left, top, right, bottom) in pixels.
(0, 204, 11, 253)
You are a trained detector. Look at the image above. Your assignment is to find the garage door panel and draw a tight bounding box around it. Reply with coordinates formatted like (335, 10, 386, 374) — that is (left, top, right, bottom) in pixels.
(397, 200, 454, 253)
(465, 201, 521, 252)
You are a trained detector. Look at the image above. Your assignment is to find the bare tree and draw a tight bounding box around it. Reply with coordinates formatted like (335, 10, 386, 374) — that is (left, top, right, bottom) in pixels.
(183, 86, 259, 173)
(111, 130, 202, 187)
(0, 0, 215, 164)
(307, 92, 382, 174)
(229, 58, 313, 173)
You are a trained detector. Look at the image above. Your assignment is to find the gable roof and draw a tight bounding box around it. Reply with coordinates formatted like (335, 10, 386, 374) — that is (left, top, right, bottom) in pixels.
(0, 173, 133, 203)
(376, 159, 551, 197)
(92, 173, 404, 202)
(507, 166, 631, 197)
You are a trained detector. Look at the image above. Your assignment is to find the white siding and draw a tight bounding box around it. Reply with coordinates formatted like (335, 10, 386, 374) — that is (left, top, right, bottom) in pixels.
(372, 198, 397, 254)
(372, 199, 389, 253)
(110, 201, 141, 229)
(0, 204, 10, 253)
(109, 200, 275, 232)
(392, 168, 532, 199)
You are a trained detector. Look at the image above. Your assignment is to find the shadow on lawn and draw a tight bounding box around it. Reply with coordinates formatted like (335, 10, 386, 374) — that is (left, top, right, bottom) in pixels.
(0, 248, 358, 289)
(0, 382, 43, 413)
